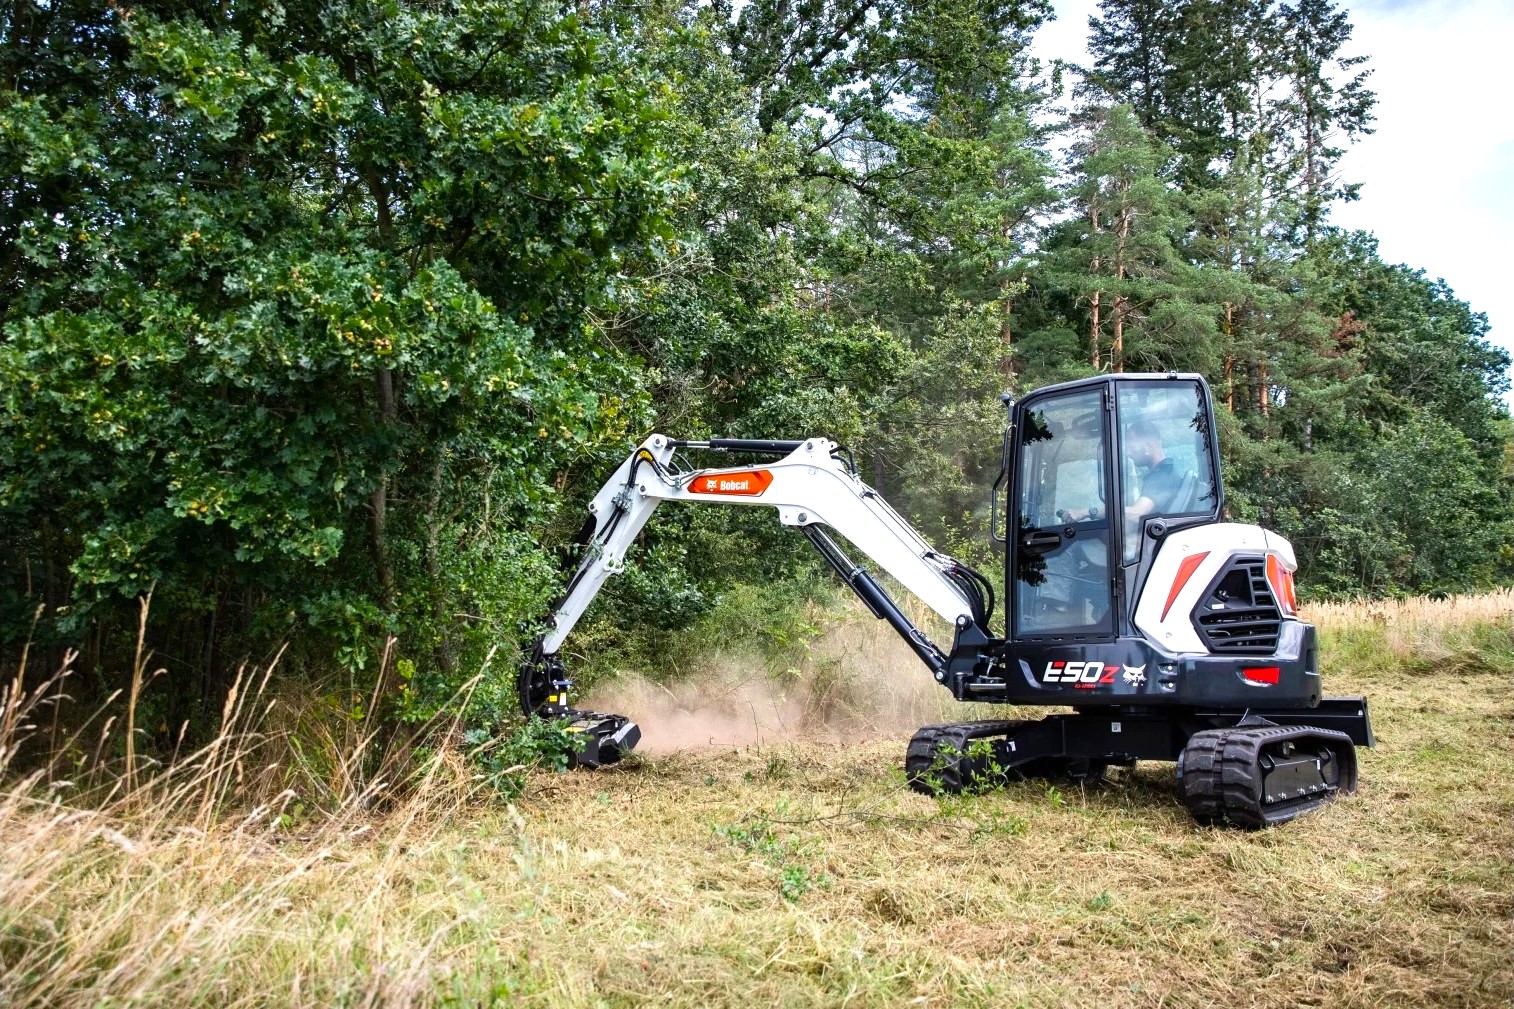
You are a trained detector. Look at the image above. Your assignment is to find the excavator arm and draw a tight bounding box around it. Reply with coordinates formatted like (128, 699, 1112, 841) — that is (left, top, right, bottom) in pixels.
(518, 434, 1001, 765)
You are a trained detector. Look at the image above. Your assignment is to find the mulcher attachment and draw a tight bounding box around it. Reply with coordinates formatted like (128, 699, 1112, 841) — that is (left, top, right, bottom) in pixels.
(1177, 722, 1358, 828)
(560, 711, 641, 769)
(518, 646, 641, 769)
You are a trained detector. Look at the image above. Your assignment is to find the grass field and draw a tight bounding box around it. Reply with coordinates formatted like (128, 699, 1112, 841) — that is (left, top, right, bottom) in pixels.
(1, 592, 1511, 1007)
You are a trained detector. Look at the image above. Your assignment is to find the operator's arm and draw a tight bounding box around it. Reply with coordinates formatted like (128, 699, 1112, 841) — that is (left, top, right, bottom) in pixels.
(1063, 496, 1157, 524)
(1062, 462, 1173, 524)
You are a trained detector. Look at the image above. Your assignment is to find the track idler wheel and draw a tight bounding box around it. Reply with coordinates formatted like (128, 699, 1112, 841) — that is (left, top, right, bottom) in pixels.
(1178, 723, 1358, 828)
(905, 720, 1026, 795)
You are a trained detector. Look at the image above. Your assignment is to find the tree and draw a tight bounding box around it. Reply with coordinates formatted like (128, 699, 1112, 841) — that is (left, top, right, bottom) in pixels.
(1266, 0, 1376, 243)
(0, 1, 677, 721)
(1086, 0, 1374, 235)
(1039, 105, 1209, 374)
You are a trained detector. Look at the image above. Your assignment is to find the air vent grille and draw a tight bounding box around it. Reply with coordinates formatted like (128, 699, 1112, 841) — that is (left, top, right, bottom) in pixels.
(1194, 556, 1282, 654)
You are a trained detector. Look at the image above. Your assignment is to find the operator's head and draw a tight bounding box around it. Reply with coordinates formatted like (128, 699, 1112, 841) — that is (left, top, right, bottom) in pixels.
(1128, 420, 1165, 468)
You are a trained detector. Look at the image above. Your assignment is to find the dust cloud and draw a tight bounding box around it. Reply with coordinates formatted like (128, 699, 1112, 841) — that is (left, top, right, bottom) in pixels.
(581, 606, 983, 753)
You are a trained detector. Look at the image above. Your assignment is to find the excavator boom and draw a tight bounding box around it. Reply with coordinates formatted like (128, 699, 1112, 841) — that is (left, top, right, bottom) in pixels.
(520, 434, 1000, 763)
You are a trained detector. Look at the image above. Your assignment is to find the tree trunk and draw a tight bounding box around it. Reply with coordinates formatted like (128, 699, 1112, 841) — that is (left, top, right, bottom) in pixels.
(1089, 196, 1102, 369)
(998, 273, 1015, 381)
(362, 158, 399, 610)
(198, 586, 220, 720)
(1112, 196, 1130, 373)
(1112, 301, 1125, 373)
(370, 367, 396, 607)
(425, 453, 456, 678)
(1090, 288, 1102, 369)
(1222, 305, 1235, 412)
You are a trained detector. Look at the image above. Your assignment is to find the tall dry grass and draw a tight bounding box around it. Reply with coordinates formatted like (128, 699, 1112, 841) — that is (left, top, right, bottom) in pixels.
(1304, 585, 1513, 636)
(0, 601, 507, 1007)
(1303, 587, 1514, 679)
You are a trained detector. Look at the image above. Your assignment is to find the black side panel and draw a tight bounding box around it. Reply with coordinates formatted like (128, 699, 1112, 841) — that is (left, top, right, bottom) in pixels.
(987, 620, 1321, 710)
(999, 713, 1186, 764)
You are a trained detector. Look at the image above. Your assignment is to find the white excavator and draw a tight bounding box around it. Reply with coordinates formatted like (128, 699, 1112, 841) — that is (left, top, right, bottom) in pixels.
(518, 373, 1373, 827)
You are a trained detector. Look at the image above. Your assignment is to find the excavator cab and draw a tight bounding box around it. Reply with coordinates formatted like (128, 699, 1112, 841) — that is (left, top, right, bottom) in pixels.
(1007, 375, 1221, 640)
(519, 372, 1374, 827)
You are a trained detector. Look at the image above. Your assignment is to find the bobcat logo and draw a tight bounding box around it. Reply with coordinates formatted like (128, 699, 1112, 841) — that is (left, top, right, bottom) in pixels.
(1121, 664, 1147, 687)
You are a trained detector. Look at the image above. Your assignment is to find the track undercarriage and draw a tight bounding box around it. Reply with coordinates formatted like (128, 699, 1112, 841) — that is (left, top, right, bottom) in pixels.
(904, 714, 1361, 827)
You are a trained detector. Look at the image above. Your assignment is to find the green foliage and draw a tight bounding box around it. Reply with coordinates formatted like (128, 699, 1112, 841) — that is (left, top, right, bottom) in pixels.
(712, 814, 830, 901)
(2, 0, 677, 722)
(463, 716, 581, 797)
(1, 0, 1509, 739)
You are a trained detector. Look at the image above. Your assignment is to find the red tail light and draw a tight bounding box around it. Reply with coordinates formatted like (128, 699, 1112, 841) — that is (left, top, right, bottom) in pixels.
(1242, 665, 1281, 684)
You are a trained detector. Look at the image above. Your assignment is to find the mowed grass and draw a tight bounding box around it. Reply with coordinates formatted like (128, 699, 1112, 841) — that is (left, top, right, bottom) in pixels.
(1, 592, 1510, 1008)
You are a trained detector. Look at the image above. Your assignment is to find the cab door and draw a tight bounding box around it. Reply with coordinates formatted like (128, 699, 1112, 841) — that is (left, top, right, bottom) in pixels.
(1011, 386, 1116, 639)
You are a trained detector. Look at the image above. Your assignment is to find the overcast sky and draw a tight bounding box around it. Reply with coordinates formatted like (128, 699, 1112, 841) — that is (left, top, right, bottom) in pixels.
(1030, 0, 1513, 395)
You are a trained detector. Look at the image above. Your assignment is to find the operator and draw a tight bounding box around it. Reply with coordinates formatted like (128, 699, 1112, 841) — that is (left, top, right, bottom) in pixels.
(1062, 420, 1180, 524)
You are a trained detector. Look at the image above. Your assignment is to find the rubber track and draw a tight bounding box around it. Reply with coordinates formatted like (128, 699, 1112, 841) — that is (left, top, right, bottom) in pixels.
(905, 720, 1026, 795)
(1179, 724, 1358, 828)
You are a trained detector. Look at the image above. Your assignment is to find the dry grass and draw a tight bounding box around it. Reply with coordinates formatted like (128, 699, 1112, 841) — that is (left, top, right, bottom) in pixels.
(1305, 586, 1514, 645)
(2, 593, 1511, 1008)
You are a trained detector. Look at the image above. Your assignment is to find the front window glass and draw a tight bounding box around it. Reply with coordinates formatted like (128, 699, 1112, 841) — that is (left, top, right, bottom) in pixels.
(1116, 382, 1218, 562)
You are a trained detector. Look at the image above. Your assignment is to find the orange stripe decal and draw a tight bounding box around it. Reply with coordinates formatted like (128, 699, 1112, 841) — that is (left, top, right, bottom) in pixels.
(692, 469, 773, 496)
(1161, 551, 1210, 621)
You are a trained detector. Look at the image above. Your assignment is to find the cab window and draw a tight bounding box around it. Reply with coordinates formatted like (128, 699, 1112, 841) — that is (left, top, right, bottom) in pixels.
(1116, 382, 1218, 563)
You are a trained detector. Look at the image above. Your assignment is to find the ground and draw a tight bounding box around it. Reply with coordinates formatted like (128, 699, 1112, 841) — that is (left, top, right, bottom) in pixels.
(0, 595, 1510, 1007)
(508, 659, 1510, 1008)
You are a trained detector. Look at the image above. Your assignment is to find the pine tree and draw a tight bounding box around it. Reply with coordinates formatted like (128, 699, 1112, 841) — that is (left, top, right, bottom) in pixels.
(1265, 0, 1376, 242)
(1087, 0, 1373, 236)
(1085, 0, 1272, 187)
(1042, 105, 1206, 374)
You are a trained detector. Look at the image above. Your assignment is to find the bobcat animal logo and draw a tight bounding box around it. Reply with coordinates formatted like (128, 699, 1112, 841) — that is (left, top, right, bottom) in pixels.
(1122, 664, 1147, 686)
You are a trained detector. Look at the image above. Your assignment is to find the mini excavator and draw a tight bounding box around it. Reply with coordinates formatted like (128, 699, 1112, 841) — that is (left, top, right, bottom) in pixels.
(518, 374, 1373, 827)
